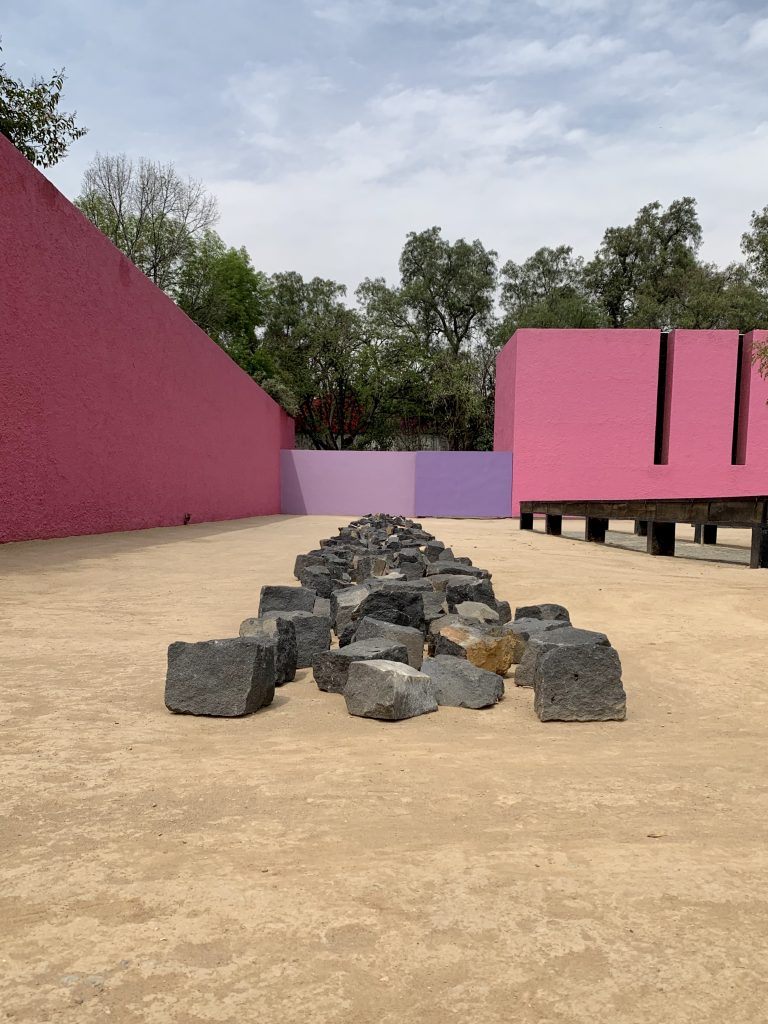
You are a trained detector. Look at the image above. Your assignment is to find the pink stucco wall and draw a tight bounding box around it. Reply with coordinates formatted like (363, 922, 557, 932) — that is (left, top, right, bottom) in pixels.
(281, 451, 417, 515)
(494, 328, 768, 511)
(0, 135, 292, 543)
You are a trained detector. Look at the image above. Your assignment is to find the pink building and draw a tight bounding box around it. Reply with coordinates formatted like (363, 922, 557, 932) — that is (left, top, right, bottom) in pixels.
(494, 328, 768, 511)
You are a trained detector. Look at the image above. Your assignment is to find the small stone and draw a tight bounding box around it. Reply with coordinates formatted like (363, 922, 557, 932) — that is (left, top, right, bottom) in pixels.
(456, 601, 500, 626)
(353, 616, 425, 668)
(165, 638, 276, 716)
(421, 655, 504, 709)
(238, 616, 297, 684)
(313, 638, 409, 694)
(515, 626, 610, 687)
(514, 603, 570, 623)
(344, 660, 438, 720)
(258, 585, 316, 616)
(424, 540, 445, 562)
(262, 610, 331, 668)
(534, 644, 626, 721)
(434, 624, 515, 676)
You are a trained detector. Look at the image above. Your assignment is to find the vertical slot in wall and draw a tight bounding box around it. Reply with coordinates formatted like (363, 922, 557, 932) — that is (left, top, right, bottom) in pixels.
(732, 334, 750, 464)
(653, 332, 669, 465)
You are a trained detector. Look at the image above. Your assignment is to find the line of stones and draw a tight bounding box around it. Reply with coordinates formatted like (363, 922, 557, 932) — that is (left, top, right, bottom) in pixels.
(164, 513, 626, 722)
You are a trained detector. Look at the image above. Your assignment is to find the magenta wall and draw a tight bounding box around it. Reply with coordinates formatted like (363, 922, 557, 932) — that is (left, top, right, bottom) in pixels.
(0, 136, 292, 543)
(494, 328, 768, 511)
(281, 451, 417, 515)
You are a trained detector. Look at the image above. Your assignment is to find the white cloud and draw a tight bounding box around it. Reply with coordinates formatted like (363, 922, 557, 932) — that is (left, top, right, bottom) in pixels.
(459, 32, 624, 76)
(745, 17, 768, 51)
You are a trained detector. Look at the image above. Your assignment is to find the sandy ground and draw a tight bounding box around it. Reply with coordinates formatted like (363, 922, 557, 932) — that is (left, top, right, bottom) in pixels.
(2, 514, 768, 1024)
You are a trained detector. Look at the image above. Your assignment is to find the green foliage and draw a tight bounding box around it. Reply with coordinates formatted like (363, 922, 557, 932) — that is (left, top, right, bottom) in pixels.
(0, 43, 86, 167)
(500, 245, 605, 332)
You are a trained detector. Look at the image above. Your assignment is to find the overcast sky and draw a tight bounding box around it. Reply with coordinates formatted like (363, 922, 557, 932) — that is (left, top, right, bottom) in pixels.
(5, 0, 768, 291)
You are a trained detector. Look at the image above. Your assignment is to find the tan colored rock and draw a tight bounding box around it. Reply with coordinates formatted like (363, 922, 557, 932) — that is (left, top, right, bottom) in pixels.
(434, 624, 515, 676)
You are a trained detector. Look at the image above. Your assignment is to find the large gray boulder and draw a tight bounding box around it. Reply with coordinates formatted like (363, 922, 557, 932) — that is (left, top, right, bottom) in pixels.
(353, 616, 425, 668)
(515, 627, 610, 687)
(297, 565, 337, 599)
(445, 576, 496, 611)
(165, 638, 276, 717)
(313, 638, 409, 694)
(258, 585, 316, 616)
(421, 655, 504, 709)
(514, 603, 570, 623)
(330, 584, 370, 633)
(534, 644, 626, 721)
(262, 610, 331, 668)
(354, 589, 425, 632)
(238, 616, 297, 684)
(344, 660, 438, 721)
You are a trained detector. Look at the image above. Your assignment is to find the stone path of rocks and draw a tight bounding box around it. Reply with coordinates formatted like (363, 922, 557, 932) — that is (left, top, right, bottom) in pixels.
(164, 514, 627, 723)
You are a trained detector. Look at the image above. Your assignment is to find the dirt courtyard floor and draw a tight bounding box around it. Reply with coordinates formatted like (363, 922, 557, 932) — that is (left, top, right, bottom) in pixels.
(2, 515, 768, 1024)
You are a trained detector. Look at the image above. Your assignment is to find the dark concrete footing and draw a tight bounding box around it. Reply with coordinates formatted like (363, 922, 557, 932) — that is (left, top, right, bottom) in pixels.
(647, 520, 675, 557)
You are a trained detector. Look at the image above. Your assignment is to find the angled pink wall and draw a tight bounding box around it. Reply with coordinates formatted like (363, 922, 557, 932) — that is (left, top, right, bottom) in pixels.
(0, 136, 292, 543)
(281, 451, 417, 515)
(494, 328, 768, 510)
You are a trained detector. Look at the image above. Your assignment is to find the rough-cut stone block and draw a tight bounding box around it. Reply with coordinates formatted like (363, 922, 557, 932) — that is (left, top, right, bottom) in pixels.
(330, 584, 370, 633)
(354, 616, 425, 668)
(262, 610, 331, 668)
(494, 600, 512, 624)
(445, 577, 496, 611)
(297, 566, 337, 599)
(165, 638, 276, 717)
(355, 589, 425, 632)
(313, 596, 331, 618)
(514, 626, 609, 687)
(238, 616, 297, 684)
(424, 540, 445, 562)
(421, 655, 504, 709)
(258, 585, 316, 616)
(434, 624, 515, 676)
(514, 603, 570, 623)
(426, 561, 489, 579)
(534, 644, 626, 722)
(501, 616, 569, 664)
(456, 601, 500, 626)
(428, 573, 475, 593)
(422, 591, 449, 625)
(313, 638, 409, 694)
(344, 660, 438, 721)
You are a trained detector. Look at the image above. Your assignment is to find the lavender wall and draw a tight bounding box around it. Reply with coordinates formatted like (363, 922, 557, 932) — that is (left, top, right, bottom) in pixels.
(280, 450, 512, 517)
(414, 452, 512, 517)
(0, 135, 293, 543)
(281, 451, 417, 515)
(494, 327, 768, 512)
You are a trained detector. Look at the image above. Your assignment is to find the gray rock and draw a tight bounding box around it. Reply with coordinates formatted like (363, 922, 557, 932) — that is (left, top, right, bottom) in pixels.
(354, 616, 425, 668)
(428, 573, 476, 593)
(514, 627, 610, 687)
(313, 638, 409, 694)
(262, 610, 331, 668)
(424, 540, 445, 562)
(514, 603, 570, 623)
(238, 616, 297, 684)
(445, 576, 496, 611)
(501, 616, 569, 664)
(436, 547, 455, 561)
(421, 655, 504, 709)
(344, 660, 438, 721)
(297, 565, 337, 599)
(494, 600, 512, 624)
(330, 584, 370, 633)
(165, 638, 276, 717)
(456, 601, 500, 626)
(534, 644, 626, 722)
(354, 589, 425, 632)
(313, 596, 331, 618)
(422, 591, 448, 625)
(258, 585, 316, 616)
(426, 561, 489, 579)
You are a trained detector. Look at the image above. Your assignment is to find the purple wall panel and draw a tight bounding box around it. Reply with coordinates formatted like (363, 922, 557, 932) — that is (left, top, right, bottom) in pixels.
(281, 451, 417, 515)
(414, 452, 512, 517)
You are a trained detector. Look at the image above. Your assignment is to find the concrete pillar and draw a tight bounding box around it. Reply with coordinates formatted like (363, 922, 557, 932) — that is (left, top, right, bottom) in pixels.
(634, 520, 648, 537)
(545, 514, 562, 536)
(750, 526, 768, 569)
(520, 512, 534, 531)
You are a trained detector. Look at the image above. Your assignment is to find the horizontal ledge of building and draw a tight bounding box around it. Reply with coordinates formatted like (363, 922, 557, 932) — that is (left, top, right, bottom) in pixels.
(519, 497, 768, 527)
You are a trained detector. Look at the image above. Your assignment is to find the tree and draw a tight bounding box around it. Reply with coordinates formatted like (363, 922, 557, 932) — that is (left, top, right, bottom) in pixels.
(742, 208, 768, 377)
(585, 198, 702, 328)
(261, 273, 378, 449)
(0, 43, 87, 167)
(499, 245, 605, 332)
(357, 227, 499, 449)
(76, 153, 218, 292)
